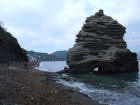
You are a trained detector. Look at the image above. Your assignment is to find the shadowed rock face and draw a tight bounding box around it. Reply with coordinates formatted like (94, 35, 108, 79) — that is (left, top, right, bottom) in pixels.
(67, 10, 139, 73)
(0, 25, 28, 62)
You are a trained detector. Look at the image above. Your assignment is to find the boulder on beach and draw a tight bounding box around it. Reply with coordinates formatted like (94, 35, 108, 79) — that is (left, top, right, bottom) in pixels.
(0, 23, 28, 62)
(67, 10, 139, 73)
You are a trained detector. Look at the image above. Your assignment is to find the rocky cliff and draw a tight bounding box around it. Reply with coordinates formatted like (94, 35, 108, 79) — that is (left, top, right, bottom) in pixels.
(0, 24, 28, 62)
(67, 10, 139, 73)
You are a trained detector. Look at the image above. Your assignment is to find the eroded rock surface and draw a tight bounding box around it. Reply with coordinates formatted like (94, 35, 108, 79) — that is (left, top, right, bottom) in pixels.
(0, 25, 28, 62)
(67, 10, 139, 73)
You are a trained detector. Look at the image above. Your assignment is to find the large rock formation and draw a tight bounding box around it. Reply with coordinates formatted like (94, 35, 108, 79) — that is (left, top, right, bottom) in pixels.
(67, 10, 139, 73)
(0, 24, 28, 62)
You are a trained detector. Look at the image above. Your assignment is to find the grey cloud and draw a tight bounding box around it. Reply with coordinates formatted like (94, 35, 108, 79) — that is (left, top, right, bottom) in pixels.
(0, 0, 139, 53)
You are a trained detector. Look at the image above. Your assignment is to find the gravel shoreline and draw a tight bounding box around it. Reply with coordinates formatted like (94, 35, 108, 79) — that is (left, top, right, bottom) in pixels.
(0, 63, 106, 105)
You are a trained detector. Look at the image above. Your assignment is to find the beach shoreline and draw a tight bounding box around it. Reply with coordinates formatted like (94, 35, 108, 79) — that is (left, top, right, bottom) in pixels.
(0, 62, 105, 105)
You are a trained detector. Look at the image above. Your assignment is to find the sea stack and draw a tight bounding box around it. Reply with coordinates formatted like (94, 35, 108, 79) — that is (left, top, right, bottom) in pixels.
(0, 24, 28, 62)
(67, 10, 139, 73)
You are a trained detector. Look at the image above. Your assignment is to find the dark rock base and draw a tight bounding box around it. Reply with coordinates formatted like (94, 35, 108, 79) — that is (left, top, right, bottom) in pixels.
(67, 52, 139, 74)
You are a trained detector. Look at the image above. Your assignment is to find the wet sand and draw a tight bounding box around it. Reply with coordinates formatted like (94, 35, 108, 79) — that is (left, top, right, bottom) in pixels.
(0, 63, 106, 105)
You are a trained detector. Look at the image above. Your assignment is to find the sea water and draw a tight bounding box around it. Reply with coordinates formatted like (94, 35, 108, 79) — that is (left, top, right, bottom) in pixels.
(37, 61, 67, 72)
(38, 61, 140, 105)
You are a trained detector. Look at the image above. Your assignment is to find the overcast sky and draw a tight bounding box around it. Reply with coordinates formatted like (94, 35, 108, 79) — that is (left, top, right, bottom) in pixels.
(0, 0, 140, 53)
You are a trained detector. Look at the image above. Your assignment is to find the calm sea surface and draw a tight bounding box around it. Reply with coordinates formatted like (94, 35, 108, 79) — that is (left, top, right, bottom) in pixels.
(38, 61, 140, 105)
(37, 61, 66, 72)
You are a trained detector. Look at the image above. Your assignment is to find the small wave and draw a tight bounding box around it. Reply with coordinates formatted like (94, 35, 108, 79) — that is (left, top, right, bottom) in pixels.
(37, 61, 140, 105)
(57, 74, 140, 105)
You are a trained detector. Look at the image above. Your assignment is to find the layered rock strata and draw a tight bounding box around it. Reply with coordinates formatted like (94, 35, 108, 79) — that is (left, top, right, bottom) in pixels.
(0, 25, 28, 62)
(67, 10, 139, 73)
